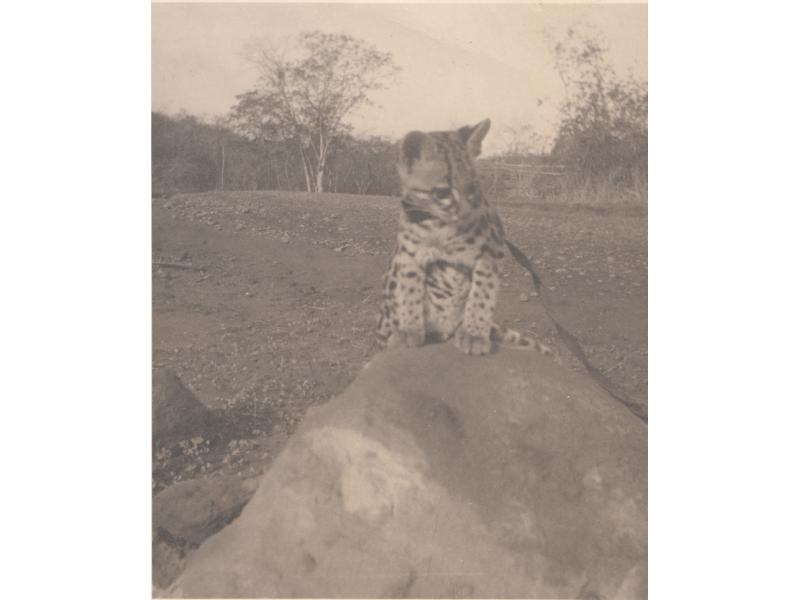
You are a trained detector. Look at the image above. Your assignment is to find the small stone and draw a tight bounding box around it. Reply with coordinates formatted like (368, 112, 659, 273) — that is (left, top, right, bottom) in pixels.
(519, 293, 529, 302)
(152, 540, 186, 589)
(152, 370, 219, 443)
(153, 475, 260, 546)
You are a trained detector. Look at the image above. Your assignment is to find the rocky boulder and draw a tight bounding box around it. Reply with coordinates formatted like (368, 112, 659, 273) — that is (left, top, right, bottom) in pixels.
(153, 475, 260, 546)
(165, 345, 647, 599)
(153, 369, 220, 444)
(153, 475, 260, 588)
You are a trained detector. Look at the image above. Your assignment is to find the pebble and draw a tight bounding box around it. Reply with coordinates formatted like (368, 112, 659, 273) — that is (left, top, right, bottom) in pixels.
(519, 293, 530, 302)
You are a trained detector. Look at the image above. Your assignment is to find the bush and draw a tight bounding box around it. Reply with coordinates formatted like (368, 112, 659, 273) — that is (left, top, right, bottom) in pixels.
(152, 112, 398, 196)
(549, 27, 647, 189)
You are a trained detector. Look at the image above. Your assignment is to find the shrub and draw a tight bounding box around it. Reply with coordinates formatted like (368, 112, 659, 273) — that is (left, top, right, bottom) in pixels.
(549, 27, 647, 188)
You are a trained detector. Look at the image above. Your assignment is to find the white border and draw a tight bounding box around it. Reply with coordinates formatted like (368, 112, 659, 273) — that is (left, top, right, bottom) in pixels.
(5, 2, 800, 599)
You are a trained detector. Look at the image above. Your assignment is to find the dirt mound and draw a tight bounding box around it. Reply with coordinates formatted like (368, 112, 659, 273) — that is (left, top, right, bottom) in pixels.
(165, 345, 646, 599)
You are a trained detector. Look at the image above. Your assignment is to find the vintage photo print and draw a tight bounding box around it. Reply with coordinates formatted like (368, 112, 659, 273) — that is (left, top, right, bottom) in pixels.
(152, 2, 647, 597)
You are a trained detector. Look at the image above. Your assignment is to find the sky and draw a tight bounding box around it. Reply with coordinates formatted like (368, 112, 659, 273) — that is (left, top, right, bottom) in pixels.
(152, 2, 647, 155)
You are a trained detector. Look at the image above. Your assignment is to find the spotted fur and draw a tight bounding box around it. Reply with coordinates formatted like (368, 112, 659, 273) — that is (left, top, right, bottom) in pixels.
(376, 119, 551, 356)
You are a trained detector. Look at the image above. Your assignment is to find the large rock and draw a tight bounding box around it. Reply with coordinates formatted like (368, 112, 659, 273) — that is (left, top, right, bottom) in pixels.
(166, 345, 647, 599)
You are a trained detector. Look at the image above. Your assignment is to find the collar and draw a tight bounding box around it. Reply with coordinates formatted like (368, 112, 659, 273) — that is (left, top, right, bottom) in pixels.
(401, 198, 435, 223)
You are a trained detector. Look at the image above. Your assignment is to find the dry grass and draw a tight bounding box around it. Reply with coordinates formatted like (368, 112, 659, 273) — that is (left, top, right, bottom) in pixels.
(546, 172, 648, 206)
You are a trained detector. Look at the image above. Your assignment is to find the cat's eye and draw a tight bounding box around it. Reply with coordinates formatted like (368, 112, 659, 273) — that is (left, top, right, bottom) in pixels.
(433, 187, 451, 200)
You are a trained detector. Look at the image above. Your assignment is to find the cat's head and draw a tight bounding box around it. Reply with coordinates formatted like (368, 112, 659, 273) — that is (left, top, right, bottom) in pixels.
(396, 119, 491, 222)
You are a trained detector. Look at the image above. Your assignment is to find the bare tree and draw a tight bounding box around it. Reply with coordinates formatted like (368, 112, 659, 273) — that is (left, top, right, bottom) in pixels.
(545, 24, 647, 181)
(502, 124, 544, 156)
(212, 115, 229, 191)
(230, 31, 399, 193)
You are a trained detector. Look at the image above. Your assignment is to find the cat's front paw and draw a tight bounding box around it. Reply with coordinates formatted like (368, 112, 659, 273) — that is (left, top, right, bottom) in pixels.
(454, 329, 492, 355)
(387, 329, 426, 349)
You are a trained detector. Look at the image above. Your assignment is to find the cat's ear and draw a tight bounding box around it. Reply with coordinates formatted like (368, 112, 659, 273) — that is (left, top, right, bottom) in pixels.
(459, 118, 491, 157)
(397, 130, 447, 187)
(399, 130, 428, 170)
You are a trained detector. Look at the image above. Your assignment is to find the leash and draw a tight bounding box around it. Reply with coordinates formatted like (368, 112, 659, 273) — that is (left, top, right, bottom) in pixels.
(505, 240, 648, 424)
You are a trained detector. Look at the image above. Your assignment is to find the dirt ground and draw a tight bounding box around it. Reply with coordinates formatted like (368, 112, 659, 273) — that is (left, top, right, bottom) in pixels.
(152, 190, 647, 490)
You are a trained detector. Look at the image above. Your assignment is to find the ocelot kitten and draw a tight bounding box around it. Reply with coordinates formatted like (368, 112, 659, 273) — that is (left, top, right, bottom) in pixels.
(376, 119, 551, 356)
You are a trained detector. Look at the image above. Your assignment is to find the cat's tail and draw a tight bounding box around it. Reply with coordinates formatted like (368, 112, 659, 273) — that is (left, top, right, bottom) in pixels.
(491, 323, 554, 356)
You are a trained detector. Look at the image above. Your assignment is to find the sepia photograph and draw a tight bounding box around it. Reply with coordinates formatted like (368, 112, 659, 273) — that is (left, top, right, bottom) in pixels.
(151, 2, 648, 597)
(10, 2, 800, 600)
